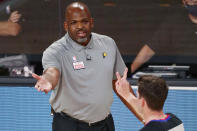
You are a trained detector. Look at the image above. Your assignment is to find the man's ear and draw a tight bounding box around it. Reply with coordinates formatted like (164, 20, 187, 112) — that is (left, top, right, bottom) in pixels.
(64, 21, 68, 32)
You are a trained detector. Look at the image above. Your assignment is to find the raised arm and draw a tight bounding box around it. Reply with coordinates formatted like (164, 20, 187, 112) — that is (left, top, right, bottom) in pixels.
(114, 68, 144, 124)
(0, 11, 21, 36)
(131, 44, 155, 73)
(32, 67, 60, 94)
(0, 21, 21, 36)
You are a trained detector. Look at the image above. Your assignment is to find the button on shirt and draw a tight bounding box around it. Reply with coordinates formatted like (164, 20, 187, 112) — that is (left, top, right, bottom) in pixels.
(42, 32, 126, 123)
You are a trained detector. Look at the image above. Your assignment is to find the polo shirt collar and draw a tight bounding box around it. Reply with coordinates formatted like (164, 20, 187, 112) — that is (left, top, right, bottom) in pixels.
(65, 33, 93, 51)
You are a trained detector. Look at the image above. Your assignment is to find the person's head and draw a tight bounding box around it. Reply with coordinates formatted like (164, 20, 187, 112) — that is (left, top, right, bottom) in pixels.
(183, 0, 197, 17)
(137, 75, 168, 112)
(64, 2, 94, 46)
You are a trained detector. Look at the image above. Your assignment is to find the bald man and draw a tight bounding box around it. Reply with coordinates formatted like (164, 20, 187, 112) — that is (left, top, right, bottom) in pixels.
(32, 2, 126, 131)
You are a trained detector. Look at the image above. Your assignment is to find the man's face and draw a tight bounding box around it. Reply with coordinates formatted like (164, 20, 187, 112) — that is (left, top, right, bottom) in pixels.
(64, 9, 94, 46)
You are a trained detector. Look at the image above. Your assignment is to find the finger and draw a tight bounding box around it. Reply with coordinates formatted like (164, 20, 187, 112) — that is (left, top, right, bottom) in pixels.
(13, 14, 21, 18)
(41, 87, 45, 92)
(12, 19, 20, 23)
(35, 84, 41, 91)
(11, 19, 18, 23)
(12, 15, 21, 19)
(32, 73, 41, 80)
(37, 87, 41, 92)
(122, 68, 128, 79)
(44, 89, 48, 94)
(35, 84, 38, 89)
(35, 85, 40, 91)
(11, 16, 21, 21)
(116, 72, 121, 81)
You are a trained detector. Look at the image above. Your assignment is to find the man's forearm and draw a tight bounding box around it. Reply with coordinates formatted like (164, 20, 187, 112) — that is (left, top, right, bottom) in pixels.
(131, 44, 155, 73)
(122, 92, 144, 123)
(116, 90, 144, 123)
(113, 80, 144, 123)
(43, 67, 60, 89)
(0, 21, 21, 36)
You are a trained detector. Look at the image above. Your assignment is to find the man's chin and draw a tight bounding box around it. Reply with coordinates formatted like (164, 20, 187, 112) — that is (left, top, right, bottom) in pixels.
(76, 37, 88, 43)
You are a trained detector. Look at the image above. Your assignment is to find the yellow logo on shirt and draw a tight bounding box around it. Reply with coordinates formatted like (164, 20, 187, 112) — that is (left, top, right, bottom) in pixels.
(103, 52, 107, 58)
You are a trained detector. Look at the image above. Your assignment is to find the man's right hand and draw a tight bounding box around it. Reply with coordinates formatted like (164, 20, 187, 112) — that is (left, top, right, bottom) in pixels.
(115, 68, 131, 99)
(32, 73, 52, 94)
(8, 11, 21, 23)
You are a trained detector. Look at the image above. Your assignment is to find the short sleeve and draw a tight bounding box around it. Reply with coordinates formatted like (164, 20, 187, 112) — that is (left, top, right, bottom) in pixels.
(112, 40, 126, 80)
(42, 47, 61, 73)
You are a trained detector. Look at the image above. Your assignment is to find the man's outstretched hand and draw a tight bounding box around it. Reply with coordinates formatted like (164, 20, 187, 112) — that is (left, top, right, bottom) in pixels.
(32, 73, 52, 94)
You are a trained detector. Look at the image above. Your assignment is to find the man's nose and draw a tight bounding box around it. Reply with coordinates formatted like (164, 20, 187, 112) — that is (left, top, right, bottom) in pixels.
(76, 22, 83, 29)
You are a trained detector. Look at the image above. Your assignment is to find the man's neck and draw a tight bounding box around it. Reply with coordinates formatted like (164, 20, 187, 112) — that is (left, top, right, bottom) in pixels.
(143, 110, 166, 125)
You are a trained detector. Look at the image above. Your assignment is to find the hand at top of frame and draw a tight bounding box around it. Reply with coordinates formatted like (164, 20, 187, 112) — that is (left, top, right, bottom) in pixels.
(8, 11, 22, 23)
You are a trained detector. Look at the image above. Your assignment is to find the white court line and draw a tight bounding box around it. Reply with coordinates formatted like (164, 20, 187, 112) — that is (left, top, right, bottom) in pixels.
(131, 86, 197, 91)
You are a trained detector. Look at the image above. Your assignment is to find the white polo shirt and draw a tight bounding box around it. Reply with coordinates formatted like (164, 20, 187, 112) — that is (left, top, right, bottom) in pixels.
(42, 32, 126, 123)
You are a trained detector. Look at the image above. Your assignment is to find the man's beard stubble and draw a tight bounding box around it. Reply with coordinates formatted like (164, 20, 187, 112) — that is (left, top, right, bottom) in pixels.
(76, 37, 88, 43)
